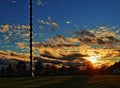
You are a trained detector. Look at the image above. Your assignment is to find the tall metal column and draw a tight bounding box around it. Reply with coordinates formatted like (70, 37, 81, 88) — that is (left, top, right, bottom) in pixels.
(30, 0, 34, 77)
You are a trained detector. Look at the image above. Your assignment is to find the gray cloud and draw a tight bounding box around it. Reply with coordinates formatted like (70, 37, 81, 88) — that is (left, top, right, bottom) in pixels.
(8, 0, 18, 3)
(38, 17, 59, 31)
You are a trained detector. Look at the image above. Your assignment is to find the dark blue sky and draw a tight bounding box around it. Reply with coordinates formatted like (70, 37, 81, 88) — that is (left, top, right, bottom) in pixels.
(0, 0, 120, 26)
(0, 0, 29, 24)
(34, 0, 120, 27)
(0, 0, 120, 51)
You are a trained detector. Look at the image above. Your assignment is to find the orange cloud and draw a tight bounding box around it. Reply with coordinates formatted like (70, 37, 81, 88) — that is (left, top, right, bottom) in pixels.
(0, 24, 11, 33)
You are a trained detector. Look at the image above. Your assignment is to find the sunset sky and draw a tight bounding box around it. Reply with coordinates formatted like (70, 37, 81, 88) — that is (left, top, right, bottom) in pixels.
(0, 0, 120, 67)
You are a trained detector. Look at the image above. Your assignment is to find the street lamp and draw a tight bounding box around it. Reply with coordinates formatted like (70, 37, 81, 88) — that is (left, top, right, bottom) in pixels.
(30, 0, 34, 77)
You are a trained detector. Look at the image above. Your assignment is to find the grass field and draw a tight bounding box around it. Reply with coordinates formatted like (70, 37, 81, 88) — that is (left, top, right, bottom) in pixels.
(0, 75, 120, 88)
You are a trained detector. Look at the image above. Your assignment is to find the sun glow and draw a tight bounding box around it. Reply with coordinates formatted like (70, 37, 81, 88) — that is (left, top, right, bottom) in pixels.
(88, 55, 102, 67)
(88, 55, 98, 63)
(87, 52, 101, 65)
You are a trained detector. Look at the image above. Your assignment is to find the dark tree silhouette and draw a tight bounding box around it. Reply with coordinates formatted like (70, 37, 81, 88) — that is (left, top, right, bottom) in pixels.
(44, 64, 51, 76)
(6, 64, 14, 77)
(0, 67, 5, 77)
(108, 61, 120, 74)
(34, 60, 44, 76)
(43, 64, 58, 76)
(99, 64, 109, 75)
(15, 61, 28, 77)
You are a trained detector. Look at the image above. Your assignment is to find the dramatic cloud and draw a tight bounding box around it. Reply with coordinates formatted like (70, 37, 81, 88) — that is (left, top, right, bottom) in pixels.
(72, 27, 120, 46)
(0, 24, 11, 33)
(16, 42, 28, 49)
(19, 25, 30, 30)
(34, 56, 64, 65)
(21, 32, 30, 41)
(45, 35, 80, 47)
(0, 24, 30, 44)
(0, 50, 29, 62)
(0, 24, 120, 67)
(31, 26, 120, 66)
(38, 17, 59, 31)
(89, 26, 120, 42)
(35, 53, 92, 67)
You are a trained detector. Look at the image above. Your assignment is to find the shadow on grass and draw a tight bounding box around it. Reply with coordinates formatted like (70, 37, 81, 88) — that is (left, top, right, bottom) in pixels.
(0, 75, 120, 88)
(35, 75, 120, 88)
(44, 75, 91, 88)
(0, 76, 90, 88)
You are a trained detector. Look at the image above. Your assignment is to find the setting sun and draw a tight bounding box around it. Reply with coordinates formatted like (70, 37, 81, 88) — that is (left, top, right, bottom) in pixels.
(88, 54, 101, 65)
(88, 56, 98, 63)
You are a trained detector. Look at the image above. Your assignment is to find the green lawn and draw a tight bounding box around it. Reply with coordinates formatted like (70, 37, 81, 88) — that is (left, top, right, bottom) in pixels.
(0, 75, 120, 88)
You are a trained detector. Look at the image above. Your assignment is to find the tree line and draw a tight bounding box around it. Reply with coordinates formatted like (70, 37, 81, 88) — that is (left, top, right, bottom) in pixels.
(0, 60, 120, 77)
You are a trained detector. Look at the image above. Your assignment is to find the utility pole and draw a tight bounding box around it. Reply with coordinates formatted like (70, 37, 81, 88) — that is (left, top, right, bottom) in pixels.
(30, 0, 34, 77)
